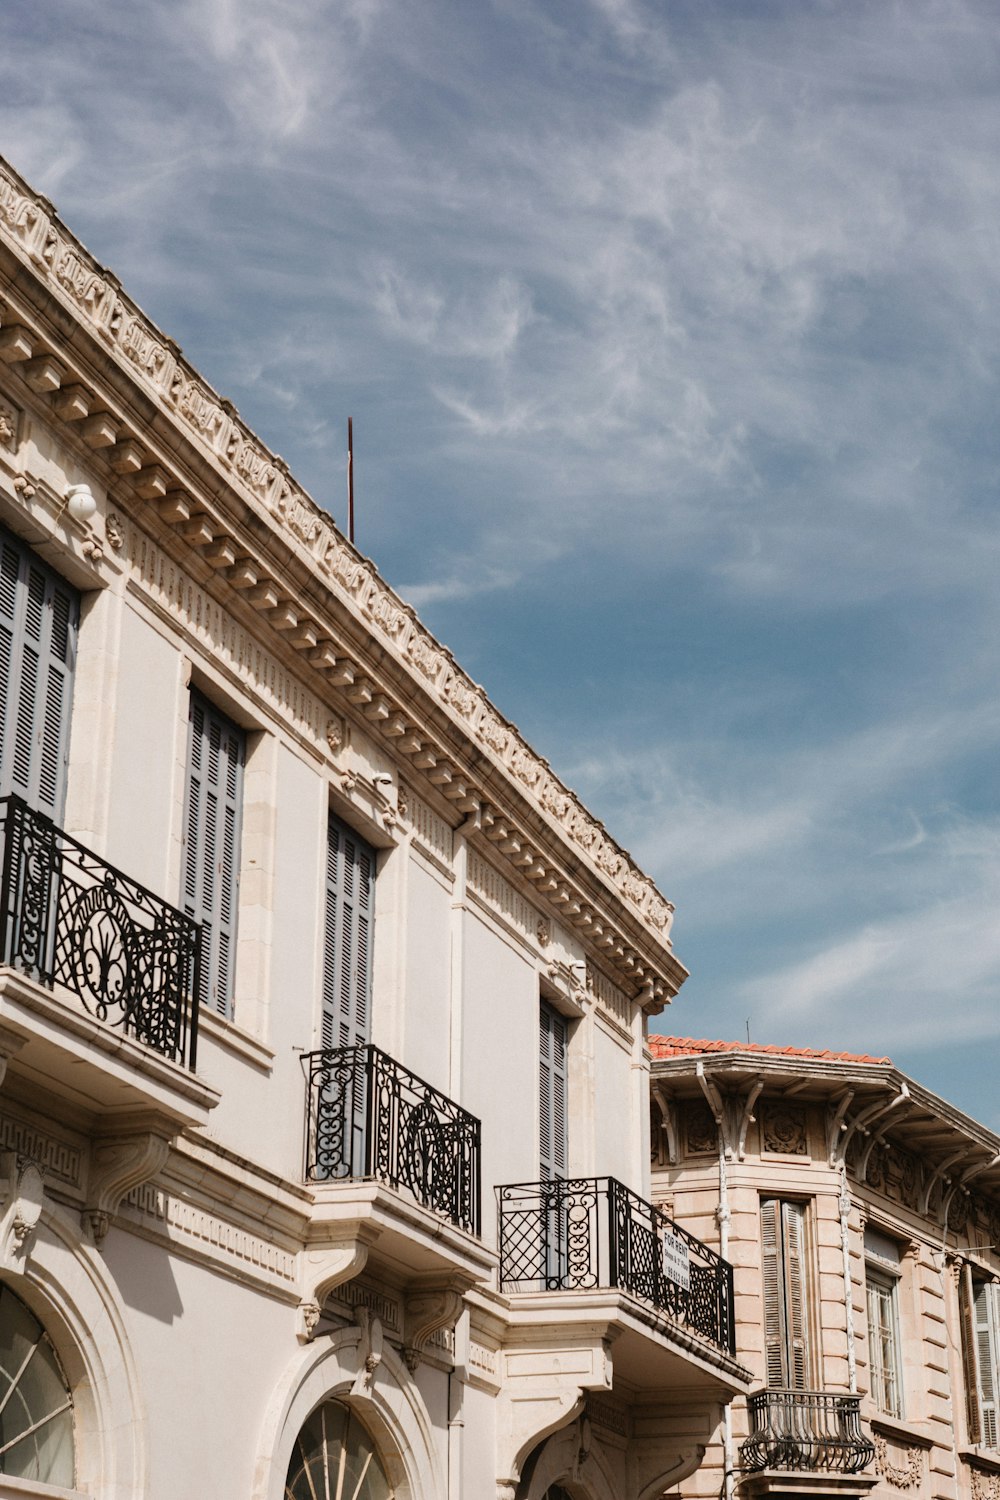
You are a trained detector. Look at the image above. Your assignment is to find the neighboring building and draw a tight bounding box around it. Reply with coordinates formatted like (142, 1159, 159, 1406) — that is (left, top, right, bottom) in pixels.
(649, 1037, 1000, 1500)
(0, 153, 749, 1500)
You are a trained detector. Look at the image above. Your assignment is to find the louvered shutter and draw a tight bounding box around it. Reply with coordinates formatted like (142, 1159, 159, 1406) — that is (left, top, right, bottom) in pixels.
(181, 693, 244, 1016)
(960, 1266, 982, 1445)
(973, 1281, 1000, 1450)
(0, 530, 78, 821)
(539, 1002, 567, 1181)
(321, 814, 374, 1051)
(761, 1198, 811, 1389)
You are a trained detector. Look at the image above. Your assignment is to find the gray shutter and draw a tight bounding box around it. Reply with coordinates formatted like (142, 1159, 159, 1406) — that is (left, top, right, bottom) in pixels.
(182, 692, 244, 1016)
(321, 814, 374, 1051)
(0, 529, 78, 821)
(760, 1198, 810, 1389)
(539, 1001, 568, 1181)
(973, 1281, 1000, 1450)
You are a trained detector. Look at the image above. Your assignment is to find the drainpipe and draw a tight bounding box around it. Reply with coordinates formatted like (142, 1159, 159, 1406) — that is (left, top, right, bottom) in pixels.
(717, 1134, 736, 1500)
(448, 1305, 470, 1500)
(840, 1161, 858, 1392)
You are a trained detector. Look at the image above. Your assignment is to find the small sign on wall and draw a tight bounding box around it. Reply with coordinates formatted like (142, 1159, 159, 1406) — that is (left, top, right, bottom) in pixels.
(662, 1230, 690, 1290)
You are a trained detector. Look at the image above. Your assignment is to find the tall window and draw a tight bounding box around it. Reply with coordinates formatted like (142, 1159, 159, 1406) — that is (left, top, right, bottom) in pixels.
(865, 1228, 903, 1418)
(0, 527, 78, 821)
(962, 1273, 1000, 1449)
(761, 1197, 811, 1389)
(322, 813, 375, 1051)
(539, 1000, 567, 1181)
(181, 692, 245, 1016)
(0, 1284, 74, 1486)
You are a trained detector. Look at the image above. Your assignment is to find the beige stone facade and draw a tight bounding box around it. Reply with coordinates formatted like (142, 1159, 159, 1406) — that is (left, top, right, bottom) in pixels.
(0, 152, 749, 1500)
(650, 1040, 1000, 1500)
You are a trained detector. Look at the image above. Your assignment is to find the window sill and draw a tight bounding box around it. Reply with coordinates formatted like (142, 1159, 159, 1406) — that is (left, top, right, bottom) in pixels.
(869, 1414, 936, 1448)
(197, 1007, 274, 1072)
(0, 1476, 90, 1500)
(960, 1447, 1000, 1476)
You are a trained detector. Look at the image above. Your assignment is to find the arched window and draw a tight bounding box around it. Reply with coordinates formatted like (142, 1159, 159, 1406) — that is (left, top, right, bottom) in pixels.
(0, 1284, 74, 1486)
(285, 1398, 393, 1500)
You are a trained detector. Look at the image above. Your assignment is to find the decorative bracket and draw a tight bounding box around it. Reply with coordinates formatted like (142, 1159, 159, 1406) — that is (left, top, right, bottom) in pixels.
(0, 1153, 44, 1270)
(297, 1227, 380, 1342)
(85, 1123, 172, 1247)
(402, 1273, 474, 1371)
(650, 1084, 678, 1165)
(696, 1064, 763, 1161)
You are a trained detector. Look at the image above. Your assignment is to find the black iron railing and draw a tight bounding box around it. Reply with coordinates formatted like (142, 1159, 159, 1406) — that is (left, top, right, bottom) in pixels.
(497, 1176, 735, 1354)
(740, 1390, 875, 1474)
(0, 795, 200, 1068)
(304, 1045, 481, 1236)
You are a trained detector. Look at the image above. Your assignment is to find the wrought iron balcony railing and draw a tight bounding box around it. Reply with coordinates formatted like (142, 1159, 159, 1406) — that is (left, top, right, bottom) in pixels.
(497, 1176, 736, 1354)
(304, 1045, 482, 1236)
(0, 795, 200, 1069)
(740, 1390, 875, 1474)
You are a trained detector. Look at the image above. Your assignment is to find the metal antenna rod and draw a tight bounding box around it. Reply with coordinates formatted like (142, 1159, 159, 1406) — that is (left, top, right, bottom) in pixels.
(347, 416, 355, 544)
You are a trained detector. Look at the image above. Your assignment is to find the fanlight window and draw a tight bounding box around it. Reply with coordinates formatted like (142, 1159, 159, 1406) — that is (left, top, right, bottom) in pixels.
(285, 1399, 393, 1500)
(0, 1284, 74, 1486)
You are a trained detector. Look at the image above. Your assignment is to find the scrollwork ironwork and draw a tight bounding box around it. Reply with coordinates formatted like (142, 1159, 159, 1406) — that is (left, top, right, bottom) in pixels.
(740, 1390, 875, 1475)
(304, 1045, 481, 1235)
(497, 1176, 735, 1354)
(0, 797, 199, 1068)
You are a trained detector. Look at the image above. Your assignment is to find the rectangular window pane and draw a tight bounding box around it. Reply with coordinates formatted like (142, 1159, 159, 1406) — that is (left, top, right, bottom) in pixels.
(866, 1270, 903, 1419)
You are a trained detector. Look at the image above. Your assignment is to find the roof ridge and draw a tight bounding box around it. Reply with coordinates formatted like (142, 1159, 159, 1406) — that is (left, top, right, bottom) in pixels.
(648, 1034, 892, 1065)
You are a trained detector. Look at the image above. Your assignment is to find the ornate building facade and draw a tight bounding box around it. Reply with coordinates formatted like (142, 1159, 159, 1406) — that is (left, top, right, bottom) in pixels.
(650, 1038, 1000, 1500)
(0, 153, 749, 1500)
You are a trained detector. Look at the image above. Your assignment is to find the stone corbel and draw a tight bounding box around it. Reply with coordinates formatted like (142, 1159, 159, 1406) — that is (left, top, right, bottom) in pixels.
(0, 1025, 27, 1094)
(650, 1084, 678, 1166)
(696, 1064, 762, 1161)
(0, 1153, 44, 1271)
(297, 1227, 380, 1343)
(827, 1089, 855, 1167)
(350, 1306, 383, 1396)
(402, 1273, 473, 1371)
(84, 1122, 173, 1247)
(496, 1332, 616, 1496)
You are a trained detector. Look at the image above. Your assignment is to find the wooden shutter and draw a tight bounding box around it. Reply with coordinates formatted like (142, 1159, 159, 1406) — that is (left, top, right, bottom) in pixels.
(973, 1281, 1000, 1450)
(761, 1198, 811, 1389)
(960, 1265, 982, 1445)
(539, 1001, 568, 1181)
(0, 530, 78, 821)
(182, 693, 244, 1016)
(321, 814, 374, 1051)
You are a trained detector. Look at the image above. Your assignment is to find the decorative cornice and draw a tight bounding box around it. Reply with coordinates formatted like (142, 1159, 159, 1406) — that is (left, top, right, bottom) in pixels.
(0, 152, 680, 1000)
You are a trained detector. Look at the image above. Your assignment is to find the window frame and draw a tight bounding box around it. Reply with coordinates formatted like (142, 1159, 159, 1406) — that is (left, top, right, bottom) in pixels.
(760, 1195, 814, 1390)
(865, 1262, 904, 1419)
(962, 1271, 1000, 1450)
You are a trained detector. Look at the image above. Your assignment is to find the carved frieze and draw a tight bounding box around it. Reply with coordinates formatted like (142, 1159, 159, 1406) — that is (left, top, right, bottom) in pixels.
(970, 1465, 1000, 1500)
(874, 1434, 922, 1489)
(122, 1180, 298, 1285)
(684, 1100, 719, 1156)
(761, 1101, 809, 1156)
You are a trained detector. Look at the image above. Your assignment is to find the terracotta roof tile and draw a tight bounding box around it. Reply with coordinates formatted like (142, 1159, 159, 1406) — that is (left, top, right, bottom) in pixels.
(648, 1035, 892, 1065)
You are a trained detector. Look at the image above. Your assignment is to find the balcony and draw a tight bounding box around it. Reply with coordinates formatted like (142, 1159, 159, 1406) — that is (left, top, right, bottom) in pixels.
(302, 1045, 491, 1300)
(0, 795, 199, 1066)
(740, 1390, 876, 1500)
(499, 1175, 735, 1354)
(0, 795, 215, 1131)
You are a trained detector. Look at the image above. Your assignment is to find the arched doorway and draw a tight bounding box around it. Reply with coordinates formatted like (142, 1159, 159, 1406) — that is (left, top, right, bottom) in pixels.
(284, 1397, 393, 1500)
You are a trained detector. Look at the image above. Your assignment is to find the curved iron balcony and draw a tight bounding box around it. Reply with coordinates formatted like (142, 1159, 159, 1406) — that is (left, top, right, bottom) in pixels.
(304, 1044, 482, 1237)
(0, 795, 200, 1068)
(497, 1176, 736, 1354)
(740, 1389, 875, 1474)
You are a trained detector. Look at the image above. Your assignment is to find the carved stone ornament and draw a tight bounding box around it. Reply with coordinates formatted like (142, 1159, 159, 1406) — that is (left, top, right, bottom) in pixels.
(684, 1100, 718, 1156)
(105, 512, 125, 550)
(0, 399, 18, 450)
(970, 1466, 1000, 1500)
(351, 1306, 383, 1396)
(537, 917, 551, 948)
(0, 1152, 45, 1270)
(326, 717, 345, 755)
(297, 1232, 377, 1343)
(762, 1102, 809, 1156)
(402, 1280, 468, 1372)
(874, 1435, 922, 1490)
(84, 1127, 172, 1247)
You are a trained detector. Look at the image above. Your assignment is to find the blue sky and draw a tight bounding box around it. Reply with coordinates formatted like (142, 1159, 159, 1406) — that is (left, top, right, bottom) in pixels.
(3, 0, 998, 1125)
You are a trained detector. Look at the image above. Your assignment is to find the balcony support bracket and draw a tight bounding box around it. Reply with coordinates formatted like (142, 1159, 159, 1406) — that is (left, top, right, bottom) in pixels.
(297, 1227, 381, 1343)
(84, 1114, 174, 1248)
